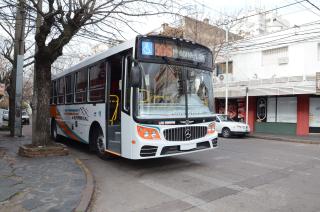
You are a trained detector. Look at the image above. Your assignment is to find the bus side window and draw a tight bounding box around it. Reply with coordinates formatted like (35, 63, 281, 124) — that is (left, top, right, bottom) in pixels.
(75, 69, 88, 103)
(50, 81, 53, 104)
(53, 80, 57, 104)
(89, 62, 106, 102)
(57, 77, 65, 104)
(65, 74, 74, 104)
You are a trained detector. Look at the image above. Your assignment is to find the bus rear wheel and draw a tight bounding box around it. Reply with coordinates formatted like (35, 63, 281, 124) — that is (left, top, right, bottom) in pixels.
(51, 120, 58, 141)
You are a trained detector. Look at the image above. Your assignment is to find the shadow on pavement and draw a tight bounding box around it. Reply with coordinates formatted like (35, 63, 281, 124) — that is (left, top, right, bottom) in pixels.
(58, 136, 204, 173)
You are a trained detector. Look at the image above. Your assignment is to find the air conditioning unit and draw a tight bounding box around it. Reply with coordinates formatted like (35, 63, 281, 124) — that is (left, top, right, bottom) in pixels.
(278, 57, 289, 65)
(217, 74, 233, 82)
(218, 74, 225, 81)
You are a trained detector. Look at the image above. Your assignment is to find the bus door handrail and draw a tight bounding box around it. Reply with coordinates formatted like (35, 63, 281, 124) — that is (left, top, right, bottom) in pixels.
(109, 94, 119, 125)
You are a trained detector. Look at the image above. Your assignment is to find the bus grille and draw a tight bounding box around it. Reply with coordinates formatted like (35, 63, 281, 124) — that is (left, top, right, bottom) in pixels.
(140, 145, 158, 157)
(163, 126, 207, 141)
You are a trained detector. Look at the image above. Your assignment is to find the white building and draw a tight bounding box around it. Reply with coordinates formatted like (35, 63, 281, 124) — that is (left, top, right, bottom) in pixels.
(214, 21, 320, 136)
(237, 10, 290, 37)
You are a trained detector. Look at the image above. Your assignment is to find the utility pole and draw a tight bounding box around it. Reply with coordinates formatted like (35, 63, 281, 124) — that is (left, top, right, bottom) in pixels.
(32, 0, 42, 140)
(13, 0, 26, 137)
(225, 27, 229, 115)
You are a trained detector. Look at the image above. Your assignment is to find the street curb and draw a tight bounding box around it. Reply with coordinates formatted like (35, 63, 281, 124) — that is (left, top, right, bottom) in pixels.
(74, 158, 95, 212)
(249, 135, 320, 145)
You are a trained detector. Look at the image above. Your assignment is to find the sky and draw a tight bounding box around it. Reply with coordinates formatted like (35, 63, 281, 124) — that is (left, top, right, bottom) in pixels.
(57, 0, 320, 70)
(133, 0, 320, 37)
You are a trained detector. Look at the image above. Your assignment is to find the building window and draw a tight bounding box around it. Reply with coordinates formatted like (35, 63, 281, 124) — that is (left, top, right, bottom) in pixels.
(215, 61, 233, 76)
(267, 97, 276, 122)
(89, 62, 106, 102)
(277, 97, 296, 123)
(50, 82, 53, 104)
(75, 69, 88, 103)
(262, 46, 288, 66)
(65, 74, 74, 104)
(257, 97, 267, 122)
(265, 96, 297, 123)
(310, 97, 320, 133)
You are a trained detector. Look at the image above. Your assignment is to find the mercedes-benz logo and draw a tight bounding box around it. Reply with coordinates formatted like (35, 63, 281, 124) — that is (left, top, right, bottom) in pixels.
(185, 129, 191, 139)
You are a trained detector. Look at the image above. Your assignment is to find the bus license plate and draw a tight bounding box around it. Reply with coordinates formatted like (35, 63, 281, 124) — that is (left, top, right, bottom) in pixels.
(180, 143, 196, 151)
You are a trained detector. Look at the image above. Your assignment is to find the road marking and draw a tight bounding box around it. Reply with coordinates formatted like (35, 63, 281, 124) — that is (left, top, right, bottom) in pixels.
(185, 172, 258, 196)
(139, 179, 211, 211)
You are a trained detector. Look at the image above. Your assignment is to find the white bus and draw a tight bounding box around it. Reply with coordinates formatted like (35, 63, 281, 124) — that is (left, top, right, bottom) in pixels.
(50, 35, 218, 159)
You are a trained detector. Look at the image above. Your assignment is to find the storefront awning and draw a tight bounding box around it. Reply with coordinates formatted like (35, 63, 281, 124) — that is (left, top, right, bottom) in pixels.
(214, 76, 316, 98)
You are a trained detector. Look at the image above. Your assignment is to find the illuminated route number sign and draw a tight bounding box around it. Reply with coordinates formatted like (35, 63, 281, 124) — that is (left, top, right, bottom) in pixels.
(139, 37, 212, 70)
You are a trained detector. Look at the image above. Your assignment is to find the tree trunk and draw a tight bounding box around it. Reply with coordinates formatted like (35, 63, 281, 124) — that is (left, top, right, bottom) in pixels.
(32, 60, 52, 146)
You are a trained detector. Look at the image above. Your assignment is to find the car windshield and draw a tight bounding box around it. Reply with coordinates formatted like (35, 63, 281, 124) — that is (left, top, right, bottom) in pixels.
(3, 111, 8, 114)
(22, 112, 27, 116)
(218, 115, 234, 122)
(136, 63, 214, 119)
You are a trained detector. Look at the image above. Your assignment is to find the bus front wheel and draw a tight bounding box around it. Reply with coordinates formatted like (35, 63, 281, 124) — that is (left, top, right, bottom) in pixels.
(92, 128, 111, 159)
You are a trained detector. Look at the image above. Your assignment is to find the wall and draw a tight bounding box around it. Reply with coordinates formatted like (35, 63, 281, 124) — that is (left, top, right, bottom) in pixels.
(228, 39, 320, 81)
(247, 96, 256, 133)
(255, 122, 297, 135)
(296, 95, 309, 136)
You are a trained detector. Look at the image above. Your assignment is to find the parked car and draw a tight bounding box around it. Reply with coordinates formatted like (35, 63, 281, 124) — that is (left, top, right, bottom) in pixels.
(2, 110, 8, 121)
(22, 111, 30, 125)
(213, 114, 250, 138)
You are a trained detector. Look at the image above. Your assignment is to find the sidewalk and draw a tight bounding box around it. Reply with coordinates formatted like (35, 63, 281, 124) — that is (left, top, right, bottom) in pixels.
(250, 133, 320, 144)
(0, 131, 89, 212)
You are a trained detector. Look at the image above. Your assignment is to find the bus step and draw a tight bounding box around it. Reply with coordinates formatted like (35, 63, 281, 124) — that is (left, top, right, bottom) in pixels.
(108, 140, 121, 153)
(109, 139, 120, 144)
(114, 131, 121, 140)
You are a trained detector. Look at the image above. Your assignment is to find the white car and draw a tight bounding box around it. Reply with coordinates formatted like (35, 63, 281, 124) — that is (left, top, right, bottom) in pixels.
(22, 111, 30, 125)
(2, 110, 9, 121)
(213, 114, 250, 138)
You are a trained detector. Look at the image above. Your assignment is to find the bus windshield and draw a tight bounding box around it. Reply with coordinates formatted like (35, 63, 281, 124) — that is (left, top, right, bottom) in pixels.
(136, 63, 214, 119)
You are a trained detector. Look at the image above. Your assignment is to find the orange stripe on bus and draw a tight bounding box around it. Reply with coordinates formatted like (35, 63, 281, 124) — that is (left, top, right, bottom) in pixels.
(105, 150, 121, 156)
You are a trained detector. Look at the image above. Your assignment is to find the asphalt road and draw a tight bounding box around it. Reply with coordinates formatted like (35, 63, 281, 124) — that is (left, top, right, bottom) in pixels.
(62, 136, 320, 212)
(21, 126, 320, 212)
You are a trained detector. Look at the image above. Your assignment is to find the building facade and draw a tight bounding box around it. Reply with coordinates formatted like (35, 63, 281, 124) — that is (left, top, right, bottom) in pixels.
(215, 22, 320, 135)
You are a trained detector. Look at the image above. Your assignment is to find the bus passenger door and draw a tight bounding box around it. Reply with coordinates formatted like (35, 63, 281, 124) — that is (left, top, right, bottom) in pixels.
(105, 55, 122, 154)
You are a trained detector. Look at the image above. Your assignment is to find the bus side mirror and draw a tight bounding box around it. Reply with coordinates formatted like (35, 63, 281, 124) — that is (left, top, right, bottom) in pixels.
(131, 66, 141, 87)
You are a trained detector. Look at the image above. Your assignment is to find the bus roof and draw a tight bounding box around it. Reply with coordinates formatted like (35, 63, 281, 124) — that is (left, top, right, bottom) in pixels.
(52, 38, 136, 80)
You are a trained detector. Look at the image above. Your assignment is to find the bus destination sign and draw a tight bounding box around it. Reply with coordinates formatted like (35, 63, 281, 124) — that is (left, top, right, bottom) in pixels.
(140, 38, 212, 69)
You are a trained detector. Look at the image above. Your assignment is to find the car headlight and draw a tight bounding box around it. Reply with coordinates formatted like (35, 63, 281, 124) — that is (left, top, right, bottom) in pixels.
(207, 122, 215, 134)
(137, 125, 160, 140)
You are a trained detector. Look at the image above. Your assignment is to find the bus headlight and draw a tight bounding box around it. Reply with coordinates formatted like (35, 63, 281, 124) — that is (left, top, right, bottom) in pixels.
(137, 125, 160, 140)
(207, 122, 215, 134)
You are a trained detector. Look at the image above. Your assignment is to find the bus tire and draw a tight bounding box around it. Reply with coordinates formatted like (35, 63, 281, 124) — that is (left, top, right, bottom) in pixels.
(51, 119, 59, 142)
(222, 127, 231, 138)
(92, 127, 111, 159)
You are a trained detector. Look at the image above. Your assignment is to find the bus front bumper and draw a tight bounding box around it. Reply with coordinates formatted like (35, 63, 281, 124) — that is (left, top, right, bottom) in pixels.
(132, 136, 218, 159)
